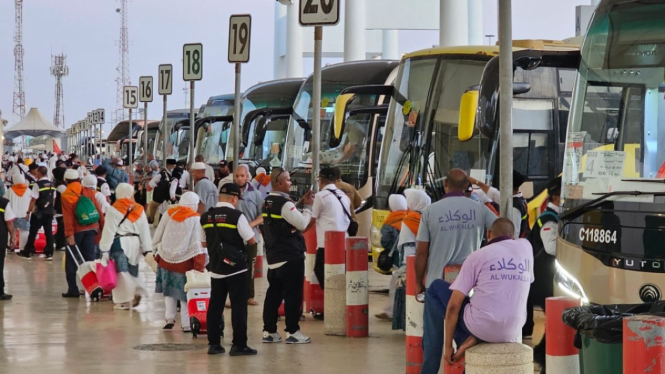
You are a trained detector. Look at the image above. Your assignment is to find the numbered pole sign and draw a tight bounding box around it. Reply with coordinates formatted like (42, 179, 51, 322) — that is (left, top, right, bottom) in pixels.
(87, 112, 93, 124)
(139, 76, 154, 102)
(299, 0, 340, 26)
(158, 64, 173, 95)
(228, 15, 252, 63)
(123, 86, 139, 109)
(96, 108, 105, 124)
(183, 43, 203, 81)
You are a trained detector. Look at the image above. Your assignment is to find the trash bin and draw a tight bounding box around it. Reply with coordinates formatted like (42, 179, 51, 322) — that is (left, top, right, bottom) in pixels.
(562, 303, 665, 374)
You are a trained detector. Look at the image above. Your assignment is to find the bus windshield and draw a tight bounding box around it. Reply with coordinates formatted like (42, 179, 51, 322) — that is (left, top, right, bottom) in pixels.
(199, 120, 232, 164)
(245, 115, 289, 168)
(562, 1, 665, 201)
(377, 57, 489, 201)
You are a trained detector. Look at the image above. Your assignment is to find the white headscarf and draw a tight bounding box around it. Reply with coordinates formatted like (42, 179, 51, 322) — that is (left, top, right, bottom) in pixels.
(404, 189, 431, 213)
(115, 183, 134, 200)
(12, 173, 25, 185)
(179, 191, 199, 210)
(388, 194, 407, 212)
(255, 167, 267, 175)
(82, 174, 97, 189)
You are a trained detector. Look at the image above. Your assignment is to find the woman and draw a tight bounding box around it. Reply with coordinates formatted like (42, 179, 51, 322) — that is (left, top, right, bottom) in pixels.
(392, 188, 431, 330)
(375, 194, 407, 321)
(152, 192, 207, 331)
(100, 183, 153, 310)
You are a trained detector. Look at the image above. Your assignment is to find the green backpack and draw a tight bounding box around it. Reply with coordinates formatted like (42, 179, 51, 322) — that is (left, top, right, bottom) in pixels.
(75, 195, 100, 225)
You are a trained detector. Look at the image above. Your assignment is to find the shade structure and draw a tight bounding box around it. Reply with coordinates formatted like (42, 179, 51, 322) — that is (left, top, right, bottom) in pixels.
(27, 144, 46, 150)
(4, 108, 65, 140)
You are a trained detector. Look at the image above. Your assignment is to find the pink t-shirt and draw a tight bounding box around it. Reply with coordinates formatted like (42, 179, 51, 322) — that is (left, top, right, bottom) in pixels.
(450, 238, 534, 343)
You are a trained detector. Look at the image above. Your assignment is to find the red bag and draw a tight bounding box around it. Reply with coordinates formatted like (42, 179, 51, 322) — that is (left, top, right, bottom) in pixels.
(96, 260, 117, 292)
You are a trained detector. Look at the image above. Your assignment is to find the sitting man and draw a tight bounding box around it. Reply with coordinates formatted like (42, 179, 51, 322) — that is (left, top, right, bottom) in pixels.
(425, 218, 534, 368)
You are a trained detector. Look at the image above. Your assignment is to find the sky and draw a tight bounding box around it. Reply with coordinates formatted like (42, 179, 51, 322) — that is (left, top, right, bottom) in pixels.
(0, 0, 594, 136)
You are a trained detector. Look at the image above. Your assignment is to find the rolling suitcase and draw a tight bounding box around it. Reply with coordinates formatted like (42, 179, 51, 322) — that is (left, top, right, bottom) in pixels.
(187, 288, 210, 338)
(66, 244, 104, 301)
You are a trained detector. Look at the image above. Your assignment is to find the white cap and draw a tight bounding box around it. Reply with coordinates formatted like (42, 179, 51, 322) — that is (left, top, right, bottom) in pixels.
(116, 159, 124, 166)
(191, 162, 207, 171)
(82, 174, 97, 188)
(64, 169, 80, 180)
(256, 167, 267, 175)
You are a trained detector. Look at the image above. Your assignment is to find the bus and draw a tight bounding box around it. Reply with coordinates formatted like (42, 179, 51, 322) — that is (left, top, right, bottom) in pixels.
(154, 109, 190, 162)
(282, 60, 399, 240)
(371, 43, 579, 273)
(557, 0, 665, 304)
(107, 119, 159, 162)
(235, 78, 305, 173)
(187, 94, 235, 164)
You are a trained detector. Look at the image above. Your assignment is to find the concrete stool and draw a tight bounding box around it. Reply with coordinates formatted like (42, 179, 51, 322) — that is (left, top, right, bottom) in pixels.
(465, 343, 533, 374)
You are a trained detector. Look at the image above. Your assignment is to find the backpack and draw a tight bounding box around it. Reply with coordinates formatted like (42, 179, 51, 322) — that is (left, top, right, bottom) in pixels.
(75, 195, 100, 225)
(152, 171, 172, 204)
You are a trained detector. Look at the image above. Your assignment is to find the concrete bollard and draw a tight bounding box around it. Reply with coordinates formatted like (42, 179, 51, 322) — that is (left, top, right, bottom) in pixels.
(623, 315, 665, 374)
(405, 255, 423, 374)
(346, 237, 369, 338)
(324, 231, 346, 336)
(545, 297, 580, 374)
(304, 227, 323, 315)
(465, 343, 533, 374)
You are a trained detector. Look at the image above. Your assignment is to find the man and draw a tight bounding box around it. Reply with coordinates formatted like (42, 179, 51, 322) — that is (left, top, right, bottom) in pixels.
(61, 168, 105, 298)
(18, 166, 56, 261)
(468, 170, 529, 238)
(148, 159, 179, 222)
(524, 176, 561, 372)
(103, 157, 129, 194)
(261, 168, 314, 344)
(133, 162, 144, 182)
(201, 183, 258, 356)
(6, 174, 32, 255)
(176, 160, 189, 191)
(94, 166, 112, 203)
(311, 167, 351, 290)
(415, 168, 497, 374)
(334, 168, 362, 221)
(192, 162, 218, 212)
(425, 218, 533, 371)
(133, 163, 147, 206)
(0, 193, 16, 300)
(217, 160, 233, 191)
(53, 167, 68, 251)
(195, 155, 215, 181)
(234, 164, 263, 306)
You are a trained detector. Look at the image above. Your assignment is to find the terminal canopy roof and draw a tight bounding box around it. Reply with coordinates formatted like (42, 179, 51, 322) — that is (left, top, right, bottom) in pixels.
(4, 108, 65, 140)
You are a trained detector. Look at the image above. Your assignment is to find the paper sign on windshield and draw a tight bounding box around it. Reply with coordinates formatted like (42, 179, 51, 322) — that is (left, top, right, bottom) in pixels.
(583, 151, 625, 178)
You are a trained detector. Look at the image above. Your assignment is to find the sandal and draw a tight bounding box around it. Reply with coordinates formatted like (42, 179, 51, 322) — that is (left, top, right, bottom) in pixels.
(163, 319, 175, 330)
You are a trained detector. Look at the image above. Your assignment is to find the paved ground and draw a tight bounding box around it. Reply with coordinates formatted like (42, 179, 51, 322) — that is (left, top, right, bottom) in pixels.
(0, 249, 544, 374)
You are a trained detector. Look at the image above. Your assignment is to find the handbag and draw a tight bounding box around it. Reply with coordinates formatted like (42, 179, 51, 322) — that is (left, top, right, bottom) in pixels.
(96, 259, 118, 291)
(377, 240, 398, 272)
(331, 190, 358, 236)
(185, 270, 212, 291)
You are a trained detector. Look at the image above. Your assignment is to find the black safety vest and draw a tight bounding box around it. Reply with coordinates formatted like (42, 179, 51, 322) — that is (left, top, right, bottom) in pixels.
(96, 177, 106, 192)
(527, 207, 559, 286)
(513, 195, 530, 238)
(152, 170, 175, 204)
(262, 194, 306, 265)
(35, 179, 56, 215)
(201, 206, 247, 276)
(0, 198, 9, 248)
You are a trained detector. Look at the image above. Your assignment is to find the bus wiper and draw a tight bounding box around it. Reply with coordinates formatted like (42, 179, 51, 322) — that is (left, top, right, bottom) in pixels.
(560, 190, 665, 222)
(621, 178, 665, 183)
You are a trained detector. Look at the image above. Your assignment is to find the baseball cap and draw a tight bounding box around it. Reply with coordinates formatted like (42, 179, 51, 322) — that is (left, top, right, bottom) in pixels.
(166, 159, 177, 166)
(219, 160, 228, 167)
(319, 167, 338, 180)
(219, 183, 243, 199)
(513, 170, 526, 188)
(191, 162, 207, 171)
(547, 176, 562, 196)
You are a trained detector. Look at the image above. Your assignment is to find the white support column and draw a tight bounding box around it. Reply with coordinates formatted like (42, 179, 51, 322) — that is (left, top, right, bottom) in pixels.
(381, 30, 399, 60)
(344, 0, 366, 62)
(468, 0, 483, 45)
(286, 3, 303, 78)
(274, 2, 287, 79)
(440, 0, 469, 47)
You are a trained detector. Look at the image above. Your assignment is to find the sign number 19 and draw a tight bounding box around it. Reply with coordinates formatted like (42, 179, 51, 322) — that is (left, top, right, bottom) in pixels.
(228, 15, 251, 63)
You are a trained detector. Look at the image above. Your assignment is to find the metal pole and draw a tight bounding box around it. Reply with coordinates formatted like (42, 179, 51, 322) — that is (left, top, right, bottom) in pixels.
(162, 95, 167, 165)
(311, 26, 322, 192)
(143, 102, 149, 165)
(233, 63, 241, 165)
(189, 81, 195, 187)
(128, 109, 133, 168)
(498, 0, 513, 218)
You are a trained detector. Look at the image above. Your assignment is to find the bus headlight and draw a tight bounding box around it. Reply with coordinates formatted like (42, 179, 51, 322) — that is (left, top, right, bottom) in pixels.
(371, 225, 382, 248)
(554, 260, 589, 305)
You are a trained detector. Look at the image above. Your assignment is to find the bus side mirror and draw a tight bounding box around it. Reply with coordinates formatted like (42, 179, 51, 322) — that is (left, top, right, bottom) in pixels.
(334, 93, 356, 140)
(458, 90, 479, 142)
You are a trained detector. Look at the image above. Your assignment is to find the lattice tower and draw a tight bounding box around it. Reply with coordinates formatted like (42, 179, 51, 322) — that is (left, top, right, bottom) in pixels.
(51, 54, 69, 128)
(114, 0, 130, 123)
(13, 0, 26, 124)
